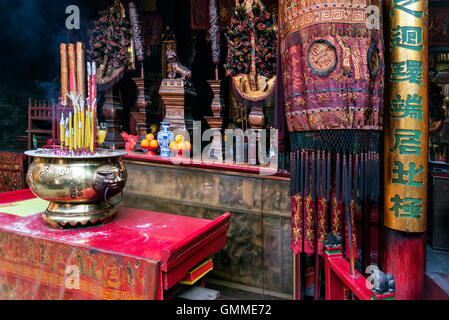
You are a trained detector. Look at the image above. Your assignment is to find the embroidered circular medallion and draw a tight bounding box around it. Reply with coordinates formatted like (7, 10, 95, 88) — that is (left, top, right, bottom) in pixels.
(368, 43, 381, 78)
(307, 39, 338, 77)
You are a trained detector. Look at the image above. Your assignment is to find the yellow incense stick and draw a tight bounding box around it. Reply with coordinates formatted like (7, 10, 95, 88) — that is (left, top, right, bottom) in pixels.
(60, 115, 65, 149)
(73, 106, 78, 149)
(84, 108, 88, 149)
(68, 112, 73, 151)
(65, 127, 70, 151)
(65, 117, 69, 151)
(71, 127, 75, 151)
(78, 118, 82, 150)
(81, 105, 85, 149)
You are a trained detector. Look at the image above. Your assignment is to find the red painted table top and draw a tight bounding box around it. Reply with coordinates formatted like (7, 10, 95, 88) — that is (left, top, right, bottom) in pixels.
(0, 189, 230, 274)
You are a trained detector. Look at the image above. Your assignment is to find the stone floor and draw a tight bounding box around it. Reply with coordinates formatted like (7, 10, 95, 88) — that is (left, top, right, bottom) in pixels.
(426, 245, 449, 274)
(425, 244, 449, 299)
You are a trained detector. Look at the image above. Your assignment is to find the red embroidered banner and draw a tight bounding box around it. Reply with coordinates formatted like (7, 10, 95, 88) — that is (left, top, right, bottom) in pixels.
(331, 190, 343, 237)
(304, 193, 315, 256)
(317, 197, 328, 257)
(279, 0, 385, 132)
(291, 194, 303, 254)
(141, 14, 163, 53)
(345, 201, 358, 261)
(190, 0, 209, 30)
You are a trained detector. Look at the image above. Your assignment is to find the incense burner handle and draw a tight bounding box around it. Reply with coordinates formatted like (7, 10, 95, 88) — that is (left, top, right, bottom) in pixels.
(92, 163, 127, 205)
(104, 187, 123, 207)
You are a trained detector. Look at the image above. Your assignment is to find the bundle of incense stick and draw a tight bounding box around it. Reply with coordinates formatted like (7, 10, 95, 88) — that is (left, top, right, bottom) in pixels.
(59, 42, 97, 155)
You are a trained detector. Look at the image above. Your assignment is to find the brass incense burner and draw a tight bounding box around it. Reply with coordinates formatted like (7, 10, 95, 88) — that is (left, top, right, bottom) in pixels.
(25, 149, 127, 229)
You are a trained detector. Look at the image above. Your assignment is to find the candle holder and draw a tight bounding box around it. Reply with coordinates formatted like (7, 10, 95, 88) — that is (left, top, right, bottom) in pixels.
(131, 76, 152, 136)
(205, 80, 224, 157)
(248, 104, 265, 129)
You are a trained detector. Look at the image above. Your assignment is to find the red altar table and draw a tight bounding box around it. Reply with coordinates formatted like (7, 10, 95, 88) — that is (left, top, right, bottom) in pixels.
(0, 189, 230, 300)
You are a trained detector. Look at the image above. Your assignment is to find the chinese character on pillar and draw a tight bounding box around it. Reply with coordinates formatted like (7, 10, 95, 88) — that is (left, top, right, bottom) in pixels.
(385, 0, 428, 233)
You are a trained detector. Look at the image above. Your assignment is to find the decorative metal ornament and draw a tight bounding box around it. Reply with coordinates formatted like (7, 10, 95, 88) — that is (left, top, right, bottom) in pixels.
(206, 0, 225, 138)
(227, 0, 276, 104)
(129, 1, 145, 63)
(231, 75, 276, 102)
(209, 0, 221, 66)
(307, 39, 338, 77)
(88, 0, 132, 92)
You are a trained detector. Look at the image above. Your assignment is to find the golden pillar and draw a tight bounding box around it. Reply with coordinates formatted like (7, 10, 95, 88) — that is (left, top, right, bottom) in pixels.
(384, 0, 428, 233)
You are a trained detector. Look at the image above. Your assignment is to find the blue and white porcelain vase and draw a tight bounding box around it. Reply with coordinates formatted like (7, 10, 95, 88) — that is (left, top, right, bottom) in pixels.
(157, 122, 174, 157)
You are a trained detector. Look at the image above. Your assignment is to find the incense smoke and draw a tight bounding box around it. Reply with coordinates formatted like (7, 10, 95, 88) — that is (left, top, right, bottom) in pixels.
(0, 0, 88, 81)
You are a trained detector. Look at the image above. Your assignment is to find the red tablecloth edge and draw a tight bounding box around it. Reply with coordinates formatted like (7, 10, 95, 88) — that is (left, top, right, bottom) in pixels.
(0, 189, 35, 204)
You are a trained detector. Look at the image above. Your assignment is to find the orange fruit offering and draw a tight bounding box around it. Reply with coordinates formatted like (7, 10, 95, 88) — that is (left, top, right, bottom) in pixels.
(146, 133, 155, 141)
(175, 134, 185, 143)
(169, 141, 178, 150)
(149, 139, 159, 148)
(141, 139, 150, 147)
(177, 141, 186, 151)
(183, 141, 191, 150)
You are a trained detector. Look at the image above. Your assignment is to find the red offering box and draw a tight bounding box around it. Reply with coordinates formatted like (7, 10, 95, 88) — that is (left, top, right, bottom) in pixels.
(0, 189, 230, 300)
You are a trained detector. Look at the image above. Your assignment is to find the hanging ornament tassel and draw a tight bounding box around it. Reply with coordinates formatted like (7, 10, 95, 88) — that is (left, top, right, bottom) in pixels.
(342, 154, 347, 254)
(332, 153, 343, 236)
(344, 153, 355, 275)
(348, 154, 358, 269)
(290, 152, 296, 298)
(317, 150, 328, 256)
(361, 152, 369, 270)
(305, 151, 316, 256)
(368, 152, 373, 202)
(354, 154, 360, 256)
(373, 152, 380, 203)
(344, 154, 351, 259)
(291, 151, 302, 254)
(360, 153, 365, 202)
(304, 152, 314, 256)
(296, 149, 304, 300)
(315, 150, 328, 300)
(326, 151, 332, 230)
(295, 149, 304, 253)
(314, 151, 321, 300)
